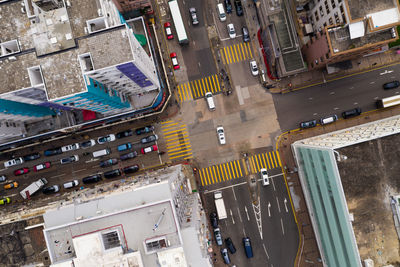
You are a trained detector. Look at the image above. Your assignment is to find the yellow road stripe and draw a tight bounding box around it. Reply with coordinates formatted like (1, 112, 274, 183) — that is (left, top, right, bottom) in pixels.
(161, 122, 179, 128)
(212, 75, 217, 93)
(237, 44, 243, 62)
(209, 167, 215, 184)
(163, 128, 187, 136)
(186, 83, 193, 100)
(272, 151, 278, 168)
(178, 85, 183, 103)
(205, 76, 211, 93)
(200, 169, 206, 186)
(243, 42, 249, 58)
(168, 145, 191, 153)
(212, 166, 219, 183)
(200, 169, 205, 186)
(237, 160, 243, 177)
(261, 153, 267, 169)
(169, 151, 193, 160)
(250, 157, 256, 173)
(182, 84, 187, 101)
(168, 147, 192, 156)
(224, 47, 229, 65)
(223, 164, 228, 181)
(265, 152, 271, 169)
(269, 152, 274, 168)
(166, 141, 190, 150)
(255, 155, 260, 172)
(220, 49, 226, 64)
(228, 161, 234, 179)
(191, 81, 197, 98)
(216, 165, 221, 183)
(215, 76, 221, 92)
(240, 43, 246, 60)
(276, 151, 282, 167)
(164, 134, 189, 143)
(201, 78, 207, 95)
(233, 160, 239, 178)
(219, 165, 225, 181)
(247, 42, 253, 58)
(242, 158, 249, 175)
(234, 44, 239, 62)
(208, 76, 214, 94)
(162, 124, 186, 132)
(205, 168, 211, 185)
(184, 155, 193, 160)
(161, 120, 172, 124)
(162, 127, 187, 135)
(227, 162, 233, 180)
(258, 154, 263, 170)
(227, 46, 232, 64)
(230, 46, 235, 63)
(194, 79, 201, 97)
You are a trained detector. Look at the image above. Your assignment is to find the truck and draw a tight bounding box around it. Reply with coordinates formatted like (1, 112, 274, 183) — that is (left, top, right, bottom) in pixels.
(214, 191, 227, 219)
(20, 178, 48, 199)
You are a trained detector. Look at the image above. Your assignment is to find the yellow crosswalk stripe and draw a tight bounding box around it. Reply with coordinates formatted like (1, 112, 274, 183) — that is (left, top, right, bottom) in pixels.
(237, 44, 243, 62)
(223, 163, 228, 180)
(215, 75, 221, 92)
(276, 151, 282, 167)
(216, 165, 221, 183)
(205, 76, 211, 93)
(169, 151, 192, 160)
(255, 155, 261, 172)
(186, 83, 193, 100)
(230, 46, 235, 63)
(249, 157, 254, 173)
(272, 151, 278, 168)
(194, 79, 200, 97)
(163, 127, 187, 136)
(226, 46, 231, 64)
(164, 135, 189, 144)
(237, 160, 243, 177)
(209, 167, 215, 184)
(242, 158, 248, 175)
(224, 47, 229, 64)
(212, 166, 219, 183)
(200, 169, 205, 186)
(269, 152, 274, 168)
(167, 141, 190, 150)
(190, 81, 197, 98)
(265, 152, 271, 169)
(247, 42, 253, 58)
(205, 168, 211, 185)
(233, 160, 239, 178)
(212, 75, 217, 94)
(182, 84, 187, 101)
(261, 153, 267, 169)
(168, 145, 191, 154)
(161, 122, 179, 129)
(240, 43, 246, 61)
(161, 120, 172, 124)
(184, 155, 193, 160)
(219, 165, 225, 181)
(201, 78, 207, 95)
(243, 43, 249, 59)
(257, 154, 264, 169)
(233, 44, 239, 62)
(178, 85, 183, 103)
(252, 157, 257, 173)
(227, 162, 233, 180)
(220, 49, 226, 64)
(208, 76, 214, 94)
(228, 161, 234, 178)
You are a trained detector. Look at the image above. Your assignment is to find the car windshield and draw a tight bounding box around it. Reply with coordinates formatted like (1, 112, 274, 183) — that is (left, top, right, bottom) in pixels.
(217, 129, 224, 133)
(262, 171, 268, 175)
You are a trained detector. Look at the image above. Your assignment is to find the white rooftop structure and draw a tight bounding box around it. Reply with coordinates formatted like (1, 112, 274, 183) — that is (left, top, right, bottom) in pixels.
(349, 21, 365, 39)
(367, 8, 400, 28)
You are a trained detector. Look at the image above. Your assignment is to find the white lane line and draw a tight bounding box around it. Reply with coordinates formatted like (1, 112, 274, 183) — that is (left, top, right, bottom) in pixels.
(268, 202, 271, 217)
(237, 207, 243, 223)
(244, 206, 250, 221)
(230, 209, 235, 224)
(262, 243, 270, 259)
(204, 181, 247, 194)
(73, 169, 86, 173)
(272, 176, 276, 191)
(53, 173, 66, 178)
(284, 198, 288, 213)
(242, 228, 246, 237)
(232, 186, 237, 201)
(281, 218, 285, 235)
(276, 197, 281, 213)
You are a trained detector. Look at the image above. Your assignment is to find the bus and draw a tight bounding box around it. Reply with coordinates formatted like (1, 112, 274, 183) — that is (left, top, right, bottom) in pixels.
(168, 0, 189, 45)
(376, 95, 400, 108)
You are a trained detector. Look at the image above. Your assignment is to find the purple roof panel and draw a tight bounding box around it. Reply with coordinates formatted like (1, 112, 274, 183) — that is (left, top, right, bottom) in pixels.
(116, 62, 153, 88)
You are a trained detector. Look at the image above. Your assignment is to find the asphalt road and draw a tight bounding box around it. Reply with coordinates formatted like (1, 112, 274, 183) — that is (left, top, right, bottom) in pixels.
(273, 64, 400, 131)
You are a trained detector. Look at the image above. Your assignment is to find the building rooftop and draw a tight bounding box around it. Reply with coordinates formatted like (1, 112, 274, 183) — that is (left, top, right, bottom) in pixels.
(347, 0, 396, 21)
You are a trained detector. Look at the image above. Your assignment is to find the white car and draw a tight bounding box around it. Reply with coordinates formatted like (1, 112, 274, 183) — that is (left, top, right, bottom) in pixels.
(97, 134, 116, 144)
(249, 60, 259, 76)
(61, 143, 80, 152)
(216, 126, 226, 145)
(227, 23, 236, 39)
(63, 180, 79, 189)
(4, 157, 24, 168)
(260, 168, 269, 186)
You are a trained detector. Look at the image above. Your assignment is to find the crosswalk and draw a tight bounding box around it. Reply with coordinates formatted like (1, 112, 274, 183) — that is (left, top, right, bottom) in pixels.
(220, 42, 253, 65)
(161, 120, 193, 160)
(199, 151, 281, 186)
(176, 74, 222, 103)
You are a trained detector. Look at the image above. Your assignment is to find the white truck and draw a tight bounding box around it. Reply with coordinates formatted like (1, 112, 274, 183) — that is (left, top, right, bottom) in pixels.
(20, 178, 48, 199)
(214, 191, 227, 220)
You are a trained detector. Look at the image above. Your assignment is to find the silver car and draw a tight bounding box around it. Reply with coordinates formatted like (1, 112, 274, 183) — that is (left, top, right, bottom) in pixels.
(214, 228, 223, 246)
(189, 7, 199, 25)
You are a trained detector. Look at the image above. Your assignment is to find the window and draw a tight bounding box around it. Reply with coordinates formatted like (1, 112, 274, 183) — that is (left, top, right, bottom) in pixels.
(331, 0, 336, 8)
(315, 11, 319, 21)
(102, 231, 120, 250)
(324, 1, 330, 14)
(319, 6, 324, 16)
(329, 17, 333, 25)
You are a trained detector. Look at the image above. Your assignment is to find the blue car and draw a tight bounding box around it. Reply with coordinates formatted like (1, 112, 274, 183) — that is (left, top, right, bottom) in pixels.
(118, 143, 132, 152)
(243, 237, 253, 258)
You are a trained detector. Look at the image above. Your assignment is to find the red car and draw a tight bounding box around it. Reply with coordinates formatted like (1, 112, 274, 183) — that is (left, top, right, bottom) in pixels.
(14, 167, 29, 176)
(164, 22, 174, 40)
(34, 162, 51, 172)
(170, 52, 180, 70)
(141, 144, 158, 154)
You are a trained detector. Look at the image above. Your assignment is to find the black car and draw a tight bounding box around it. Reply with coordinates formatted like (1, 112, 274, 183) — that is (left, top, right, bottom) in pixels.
(234, 0, 243, 16)
(300, 120, 317, 129)
(225, 237, 236, 254)
(100, 158, 118, 168)
(383, 80, 400, 90)
(342, 107, 361, 119)
(120, 151, 138, 161)
(135, 126, 154, 135)
(123, 165, 139, 174)
(44, 148, 62, 156)
(82, 174, 102, 184)
(23, 153, 41, 161)
(104, 169, 122, 179)
(224, 0, 232, 13)
(210, 212, 218, 228)
(242, 26, 250, 42)
(80, 139, 96, 149)
(116, 130, 133, 139)
(42, 185, 60, 194)
(141, 134, 158, 144)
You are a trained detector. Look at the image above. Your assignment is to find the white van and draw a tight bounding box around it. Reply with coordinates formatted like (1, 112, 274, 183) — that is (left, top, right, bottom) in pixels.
(217, 3, 226, 22)
(205, 92, 216, 111)
(92, 148, 111, 158)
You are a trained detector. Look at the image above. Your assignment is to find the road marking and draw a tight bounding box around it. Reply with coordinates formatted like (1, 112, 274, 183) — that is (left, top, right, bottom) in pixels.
(276, 197, 281, 213)
(281, 218, 285, 235)
(263, 243, 270, 259)
(268, 202, 271, 217)
(232, 186, 237, 201)
(200, 169, 205, 186)
(203, 181, 248, 194)
(53, 173, 66, 178)
(284, 198, 288, 212)
(242, 228, 246, 237)
(244, 206, 250, 221)
(247, 42, 253, 58)
(230, 209, 235, 224)
(237, 207, 243, 222)
(252, 199, 263, 240)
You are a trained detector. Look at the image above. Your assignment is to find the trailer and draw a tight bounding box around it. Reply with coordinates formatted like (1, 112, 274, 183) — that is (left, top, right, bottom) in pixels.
(20, 178, 48, 199)
(214, 191, 227, 219)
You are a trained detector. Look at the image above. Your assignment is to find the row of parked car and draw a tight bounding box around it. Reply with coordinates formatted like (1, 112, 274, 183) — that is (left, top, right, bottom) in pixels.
(300, 107, 362, 129)
(209, 212, 253, 264)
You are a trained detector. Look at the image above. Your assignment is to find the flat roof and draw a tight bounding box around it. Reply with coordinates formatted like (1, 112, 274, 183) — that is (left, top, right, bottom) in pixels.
(347, 0, 397, 21)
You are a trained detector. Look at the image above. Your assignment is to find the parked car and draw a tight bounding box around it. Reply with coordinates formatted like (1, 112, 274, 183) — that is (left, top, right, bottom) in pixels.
(300, 120, 317, 129)
(23, 153, 41, 161)
(104, 169, 122, 179)
(61, 143, 80, 152)
(100, 158, 118, 168)
(136, 126, 154, 135)
(0, 198, 11, 205)
(118, 143, 132, 152)
(60, 155, 79, 164)
(44, 148, 62, 156)
(227, 23, 236, 38)
(250, 60, 259, 76)
(33, 162, 51, 172)
(164, 22, 174, 39)
(4, 181, 18, 190)
(120, 151, 138, 161)
(260, 168, 269, 186)
(234, 0, 243, 16)
(14, 167, 29, 176)
(320, 114, 338, 125)
(342, 107, 361, 119)
(189, 7, 199, 25)
(0, 175, 6, 182)
(141, 134, 158, 144)
(97, 134, 116, 144)
(170, 52, 180, 70)
(42, 185, 60, 194)
(214, 228, 223, 246)
(221, 248, 231, 264)
(225, 237, 237, 254)
(216, 126, 226, 145)
(224, 0, 232, 13)
(141, 145, 158, 154)
(383, 80, 400, 90)
(243, 237, 254, 258)
(80, 139, 96, 149)
(123, 165, 139, 174)
(82, 174, 102, 184)
(4, 157, 24, 168)
(210, 212, 218, 228)
(242, 26, 250, 42)
(116, 130, 133, 139)
(63, 180, 79, 189)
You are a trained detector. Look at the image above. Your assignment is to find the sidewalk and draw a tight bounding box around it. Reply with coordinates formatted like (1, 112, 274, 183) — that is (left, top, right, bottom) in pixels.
(277, 106, 400, 266)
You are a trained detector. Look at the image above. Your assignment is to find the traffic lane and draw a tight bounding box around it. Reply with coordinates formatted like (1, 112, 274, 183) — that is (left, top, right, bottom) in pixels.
(273, 64, 400, 131)
(260, 174, 299, 267)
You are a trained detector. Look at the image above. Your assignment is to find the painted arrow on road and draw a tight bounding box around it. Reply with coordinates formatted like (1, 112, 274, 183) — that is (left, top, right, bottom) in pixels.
(252, 198, 263, 240)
